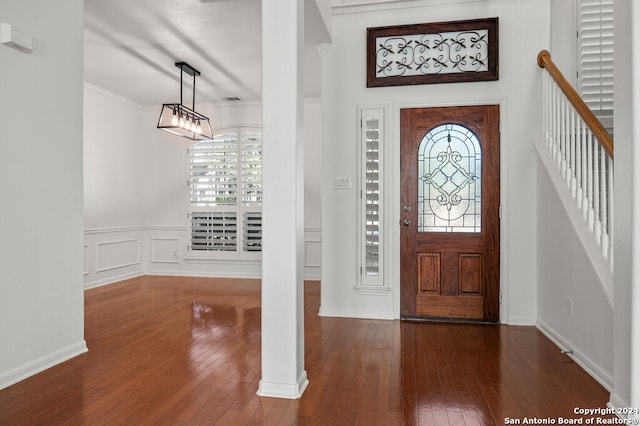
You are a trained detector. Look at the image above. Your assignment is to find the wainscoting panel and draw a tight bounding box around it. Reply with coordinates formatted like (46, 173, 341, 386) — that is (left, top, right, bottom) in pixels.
(305, 241, 321, 267)
(84, 227, 144, 289)
(96, 238, 140, 272)
(151, 238, 180, 264)
(85, 226, 322, 287)
(304, 227, 321, 280)
(83, 244, 89, 276)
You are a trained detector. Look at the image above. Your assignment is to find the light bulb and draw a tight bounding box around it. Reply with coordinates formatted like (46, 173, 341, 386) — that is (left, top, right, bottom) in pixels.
(171, 108, 178, 126)
(179, 113, 185, 128)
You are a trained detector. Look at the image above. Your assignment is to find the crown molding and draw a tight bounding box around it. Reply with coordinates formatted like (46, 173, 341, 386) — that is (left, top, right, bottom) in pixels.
(333, 0, 486, 15)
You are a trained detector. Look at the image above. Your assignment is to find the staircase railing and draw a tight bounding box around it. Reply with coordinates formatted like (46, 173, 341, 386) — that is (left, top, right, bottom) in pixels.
(537, 50, 614, 272)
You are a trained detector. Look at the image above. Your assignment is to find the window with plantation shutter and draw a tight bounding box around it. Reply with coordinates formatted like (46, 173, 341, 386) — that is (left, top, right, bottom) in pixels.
(578, 0, 614, 132)
(357, 107, 387, 292)
(241, 129, 262, 252)
(188, 127, 262, 257)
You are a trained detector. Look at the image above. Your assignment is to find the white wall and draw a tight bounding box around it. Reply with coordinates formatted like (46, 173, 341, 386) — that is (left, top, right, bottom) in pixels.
(83, 90, 323, 287)
(536, 161, 614, 390)
(549, 0, 577, 84)
(320, 0, 549, 322)
(0, 0, 86, 389)
(83, 85, 147, 287)
(84, 85, 146, 230)
(303, 99, 323, 279)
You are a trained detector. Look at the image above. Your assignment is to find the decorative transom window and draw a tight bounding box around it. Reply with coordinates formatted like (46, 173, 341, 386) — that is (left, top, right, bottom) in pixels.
(188, 127, 262, 257)
(418, 123, 481, 233)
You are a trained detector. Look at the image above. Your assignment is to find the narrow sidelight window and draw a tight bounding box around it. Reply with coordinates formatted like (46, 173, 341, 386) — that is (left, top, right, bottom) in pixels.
(357, 107, 385, 290)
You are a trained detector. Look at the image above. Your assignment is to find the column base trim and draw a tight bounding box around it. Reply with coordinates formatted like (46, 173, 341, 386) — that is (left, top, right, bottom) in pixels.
(257, 370, 308, 399)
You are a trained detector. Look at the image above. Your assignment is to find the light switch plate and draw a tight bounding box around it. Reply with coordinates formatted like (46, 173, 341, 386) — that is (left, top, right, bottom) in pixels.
(334, 177, 351, 190)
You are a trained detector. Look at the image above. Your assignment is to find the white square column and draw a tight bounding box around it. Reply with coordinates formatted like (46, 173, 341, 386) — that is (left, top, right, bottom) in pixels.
(257, 0, 308, 399)
(612, 0, 640, 413)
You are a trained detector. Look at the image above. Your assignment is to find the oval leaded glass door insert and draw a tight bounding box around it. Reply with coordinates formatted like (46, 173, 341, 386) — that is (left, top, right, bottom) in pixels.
(418, 123, 481, 233)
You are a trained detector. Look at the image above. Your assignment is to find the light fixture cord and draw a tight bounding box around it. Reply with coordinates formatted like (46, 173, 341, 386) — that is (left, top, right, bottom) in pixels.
(179, 65, 184, 105)
(192, 71, 196, 111)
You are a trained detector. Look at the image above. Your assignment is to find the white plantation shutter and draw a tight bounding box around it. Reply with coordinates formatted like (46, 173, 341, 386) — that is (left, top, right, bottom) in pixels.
(579, 0, 614, 130)
(364, 120, 380, 274)
(240, 130, 262, 252)
(190, 131, 238, 207)
(243, 212, 262, 252)
(358, 107, 384, 289)
(241, 130, 262, 206)
(190, 211, 237, 251)
(189, 127, 262, 255)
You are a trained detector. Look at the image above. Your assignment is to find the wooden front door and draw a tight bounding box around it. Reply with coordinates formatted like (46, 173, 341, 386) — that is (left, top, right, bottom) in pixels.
(400, 105, 500, 321)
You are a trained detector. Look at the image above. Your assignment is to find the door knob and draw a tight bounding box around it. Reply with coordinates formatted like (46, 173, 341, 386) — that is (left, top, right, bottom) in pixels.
(403, 219, 412, 226)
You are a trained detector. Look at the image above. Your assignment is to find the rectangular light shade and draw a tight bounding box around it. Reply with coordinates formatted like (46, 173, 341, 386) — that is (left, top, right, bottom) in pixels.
(157, 103, 213, 141)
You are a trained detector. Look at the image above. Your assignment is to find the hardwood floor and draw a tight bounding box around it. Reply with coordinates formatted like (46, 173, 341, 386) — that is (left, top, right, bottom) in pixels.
(0, 276, 613, 425)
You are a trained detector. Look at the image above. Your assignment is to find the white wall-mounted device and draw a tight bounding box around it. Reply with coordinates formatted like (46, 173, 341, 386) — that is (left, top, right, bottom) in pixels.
(0, 22, 32, 53)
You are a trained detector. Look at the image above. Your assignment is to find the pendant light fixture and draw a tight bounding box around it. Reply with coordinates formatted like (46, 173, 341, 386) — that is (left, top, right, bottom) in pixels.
(157, 62, 213, 141)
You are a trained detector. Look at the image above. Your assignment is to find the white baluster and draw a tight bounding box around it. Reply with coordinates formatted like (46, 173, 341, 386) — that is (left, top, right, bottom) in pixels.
(600, 147, 609, 258)
(560, 96, 567, 178)
(587, 131, 595, 232)
(607, 155, 614, 270)
(581, 120, 589, 219)
(543, 73, 550, 148)
(576, 117, 583, 210)
(553, 85, 560, 164)
(593, 139, 602, 244)
(570, 108, 577, 196)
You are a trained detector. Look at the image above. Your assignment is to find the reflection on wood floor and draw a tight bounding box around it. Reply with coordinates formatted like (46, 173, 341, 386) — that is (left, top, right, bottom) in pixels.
(0, 276, 612, 425)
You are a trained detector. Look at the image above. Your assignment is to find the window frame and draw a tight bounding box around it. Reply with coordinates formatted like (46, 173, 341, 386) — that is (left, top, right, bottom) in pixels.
(356, 106, 389, 294)
(186, 126, 262, 260)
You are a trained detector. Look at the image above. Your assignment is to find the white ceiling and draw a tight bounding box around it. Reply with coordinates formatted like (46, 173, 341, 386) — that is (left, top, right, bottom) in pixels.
(84, 0, 325, 106)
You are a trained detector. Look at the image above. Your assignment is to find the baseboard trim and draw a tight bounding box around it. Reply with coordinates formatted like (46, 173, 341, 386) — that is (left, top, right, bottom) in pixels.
(86, 271, 322, 290)
(84, 271, 144, 289)
(303, 267, 321, 281)
(257, 370, 309, 399)
(144, 269, 262, 280)
(318, 306, 395, 320)
(608, 394, 637, 420)
(0, 341, 88, 390)
(504, 315, 537, 326)
(536, 319, 614, 392)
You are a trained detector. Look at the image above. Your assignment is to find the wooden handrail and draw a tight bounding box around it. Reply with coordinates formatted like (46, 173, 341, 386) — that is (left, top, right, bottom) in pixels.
(537, 50, 614, 158)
